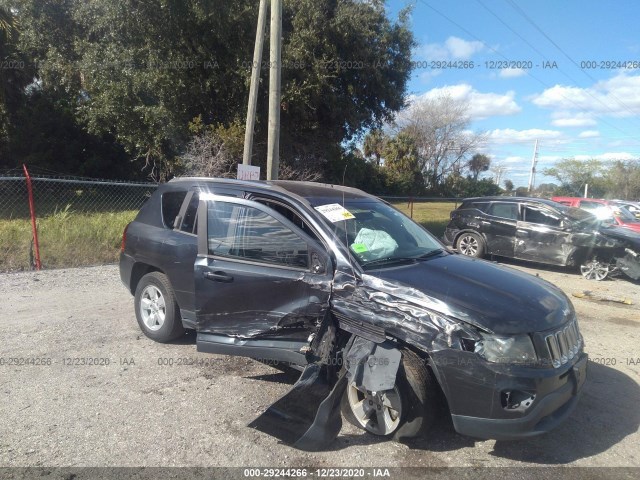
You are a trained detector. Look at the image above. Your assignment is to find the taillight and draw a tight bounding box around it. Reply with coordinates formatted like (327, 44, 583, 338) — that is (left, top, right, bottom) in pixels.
(121, 223, 130, 253)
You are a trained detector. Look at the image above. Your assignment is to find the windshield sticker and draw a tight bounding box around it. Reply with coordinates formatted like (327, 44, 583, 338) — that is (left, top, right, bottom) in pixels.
(314, 203, 355, 223)
(350, 243, 368, 254)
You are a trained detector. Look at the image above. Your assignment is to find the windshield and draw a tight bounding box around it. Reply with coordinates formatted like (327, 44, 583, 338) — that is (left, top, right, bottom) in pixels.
(313, 199, 443, 269)
(614, 206, 638, 222)
(559, 205, 596, 222)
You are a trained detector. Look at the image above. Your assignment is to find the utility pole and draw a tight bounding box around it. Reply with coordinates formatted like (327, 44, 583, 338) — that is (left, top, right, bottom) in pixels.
(266, 0, 282, 180)
(242, 0, 268, 166)
(527, 139, 539, 193)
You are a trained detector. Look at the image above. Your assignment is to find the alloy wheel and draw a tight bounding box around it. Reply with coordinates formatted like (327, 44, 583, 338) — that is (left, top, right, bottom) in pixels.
(346, 383, 402, 436)
(139, 285, 166, 331)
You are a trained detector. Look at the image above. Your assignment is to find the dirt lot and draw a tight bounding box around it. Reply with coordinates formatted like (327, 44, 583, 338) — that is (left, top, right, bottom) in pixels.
(0, 261, 638, 470)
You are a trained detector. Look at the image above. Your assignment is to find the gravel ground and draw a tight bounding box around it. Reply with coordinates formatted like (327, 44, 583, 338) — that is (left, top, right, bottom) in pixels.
(0, 261, 638, 470)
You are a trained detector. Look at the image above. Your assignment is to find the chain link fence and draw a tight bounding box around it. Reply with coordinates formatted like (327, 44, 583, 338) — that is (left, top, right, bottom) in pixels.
(0, 174, 157, 220)
(0, 169, 158, 271)
(0, 170, 462, 271)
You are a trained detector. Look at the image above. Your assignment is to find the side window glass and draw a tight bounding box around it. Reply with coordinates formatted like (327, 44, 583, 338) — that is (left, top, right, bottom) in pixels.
(487, 203, 518, 220)
(161, 191, 187, 228)
(255, 200, 321, 243)
(471, 202, 489, 212)
(207, 202, 309, 269)
(524, 207, 561, 226)
(180, 193, 199, 234)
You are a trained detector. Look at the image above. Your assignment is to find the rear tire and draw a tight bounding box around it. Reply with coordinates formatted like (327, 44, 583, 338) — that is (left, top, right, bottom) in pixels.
(456, 232, 484, 258)
(341, 349, 438, 440)
(134, 272, 185, 342)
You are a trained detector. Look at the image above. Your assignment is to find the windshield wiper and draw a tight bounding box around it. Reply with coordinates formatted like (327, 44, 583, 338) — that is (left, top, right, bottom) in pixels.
(414, 249, 444, 259)
(363, 249, 444, 268)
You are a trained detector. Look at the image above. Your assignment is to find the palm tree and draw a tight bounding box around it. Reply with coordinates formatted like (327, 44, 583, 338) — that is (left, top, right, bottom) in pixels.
(467, 153, 491, 181)
(363, 129, 388, 166)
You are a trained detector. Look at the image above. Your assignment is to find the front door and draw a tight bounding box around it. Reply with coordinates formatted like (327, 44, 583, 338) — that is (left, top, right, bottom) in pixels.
(194, 195, 332, 343)
(515, 204, 571, 265)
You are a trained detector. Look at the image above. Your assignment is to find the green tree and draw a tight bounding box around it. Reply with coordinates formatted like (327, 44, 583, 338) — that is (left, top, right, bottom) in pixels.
(382, 131, 424, 195)
(504, 179, 514, 193)
(543, 158, 606, 197)
(2, 0, 414, 180)
(467, 153, 491, 181)
(0, 4, 34, 159)
(602, 160, 640, 200)
(362, 129, 388, 166)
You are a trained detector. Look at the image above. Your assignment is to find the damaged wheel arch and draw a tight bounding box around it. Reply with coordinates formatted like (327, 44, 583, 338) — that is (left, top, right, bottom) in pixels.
(341, 346, 441, 439)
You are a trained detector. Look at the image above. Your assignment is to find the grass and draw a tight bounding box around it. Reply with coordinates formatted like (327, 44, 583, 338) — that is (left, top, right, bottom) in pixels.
(391, 201, 458, 238)
(0, 210, 136, 271)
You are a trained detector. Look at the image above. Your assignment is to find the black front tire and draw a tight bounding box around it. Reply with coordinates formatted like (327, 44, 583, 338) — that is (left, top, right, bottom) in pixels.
(134, 272, 185, 343)
(341, 349, 438, 440)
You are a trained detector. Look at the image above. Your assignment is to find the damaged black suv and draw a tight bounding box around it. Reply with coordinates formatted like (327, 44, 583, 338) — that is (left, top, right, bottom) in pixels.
(120, 178, 587, 449)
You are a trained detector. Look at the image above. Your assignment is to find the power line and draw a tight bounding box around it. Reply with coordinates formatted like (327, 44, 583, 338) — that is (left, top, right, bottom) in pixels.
(476, 0, 640, 132)
(416, 0, 640, 142)
(504, 0, 640, 122)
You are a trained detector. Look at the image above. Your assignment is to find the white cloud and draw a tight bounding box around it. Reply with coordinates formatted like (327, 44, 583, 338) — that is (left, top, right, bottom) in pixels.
(418, 36, 485, 61)
(499, 68, 527, 78)
(573, 152, 637, 161)
(411, 84, 521, 120)
(532, 72, 640, 118)
(488, 128, 564, 144)
(550, 112, 597, 127)
(416, 69, 443, 84)
(445, 37, 485, 59)
(504, 156, 526, 164)
(578, 130, 600, 138)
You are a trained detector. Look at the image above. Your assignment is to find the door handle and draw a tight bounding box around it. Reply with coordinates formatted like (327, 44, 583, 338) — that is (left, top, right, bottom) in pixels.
(516, 230, 530, 237)
(203, 271, 234, 283)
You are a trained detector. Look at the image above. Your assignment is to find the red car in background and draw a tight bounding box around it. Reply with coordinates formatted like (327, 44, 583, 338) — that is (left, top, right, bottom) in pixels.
(551, 196, 640, 233)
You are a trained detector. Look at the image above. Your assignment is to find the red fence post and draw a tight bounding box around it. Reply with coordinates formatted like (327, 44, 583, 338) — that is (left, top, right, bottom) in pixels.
(22, 164, 42, 270)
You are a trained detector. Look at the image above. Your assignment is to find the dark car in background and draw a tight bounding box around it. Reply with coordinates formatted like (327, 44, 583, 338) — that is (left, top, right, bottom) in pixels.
(443, 196, 640, 281)
(120, 180, 587, 446)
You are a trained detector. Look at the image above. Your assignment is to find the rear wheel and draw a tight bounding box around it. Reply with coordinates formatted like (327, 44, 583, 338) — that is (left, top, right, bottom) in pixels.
(341, 349, 438, 440)
(456, 232, 484, 258)
(134, 272, 185, 342)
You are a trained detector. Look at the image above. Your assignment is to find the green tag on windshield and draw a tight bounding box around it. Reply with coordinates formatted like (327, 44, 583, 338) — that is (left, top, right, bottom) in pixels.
(351, 243, 368, 254)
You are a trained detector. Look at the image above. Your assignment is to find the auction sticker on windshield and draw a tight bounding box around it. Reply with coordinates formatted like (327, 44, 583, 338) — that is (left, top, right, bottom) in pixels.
(315, 203, 355, 222)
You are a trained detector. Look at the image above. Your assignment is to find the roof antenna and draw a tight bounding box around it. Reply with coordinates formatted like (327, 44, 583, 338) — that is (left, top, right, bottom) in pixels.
(340, 157, 359, 282)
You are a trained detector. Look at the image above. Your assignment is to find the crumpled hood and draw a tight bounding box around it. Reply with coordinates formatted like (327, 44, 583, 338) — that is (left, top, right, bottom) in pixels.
(370, 253, 573, 335)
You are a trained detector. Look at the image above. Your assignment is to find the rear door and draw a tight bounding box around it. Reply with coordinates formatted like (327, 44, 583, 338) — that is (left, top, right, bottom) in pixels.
(515, 204, 570, 265)
(483, 202, 519, 256)
(194, 194, 333, 342)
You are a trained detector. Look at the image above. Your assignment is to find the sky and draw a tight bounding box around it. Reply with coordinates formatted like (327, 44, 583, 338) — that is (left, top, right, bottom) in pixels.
(386, 0, 640, 189)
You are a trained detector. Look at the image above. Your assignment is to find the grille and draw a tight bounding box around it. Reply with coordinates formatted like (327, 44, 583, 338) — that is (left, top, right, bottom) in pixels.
(544, 320, 582, 368)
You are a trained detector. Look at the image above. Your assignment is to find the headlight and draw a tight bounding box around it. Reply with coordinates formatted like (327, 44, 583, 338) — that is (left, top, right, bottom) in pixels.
(474, 333, 537, 365)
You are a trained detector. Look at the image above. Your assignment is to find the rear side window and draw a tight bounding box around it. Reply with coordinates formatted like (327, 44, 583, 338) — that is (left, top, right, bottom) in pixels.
(207, 202, 309, 269)
(461, 201, 488, 212)
(180, 193, 199, 234)
(487, 202, 518, 220)
(161, 191, 187, 228)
